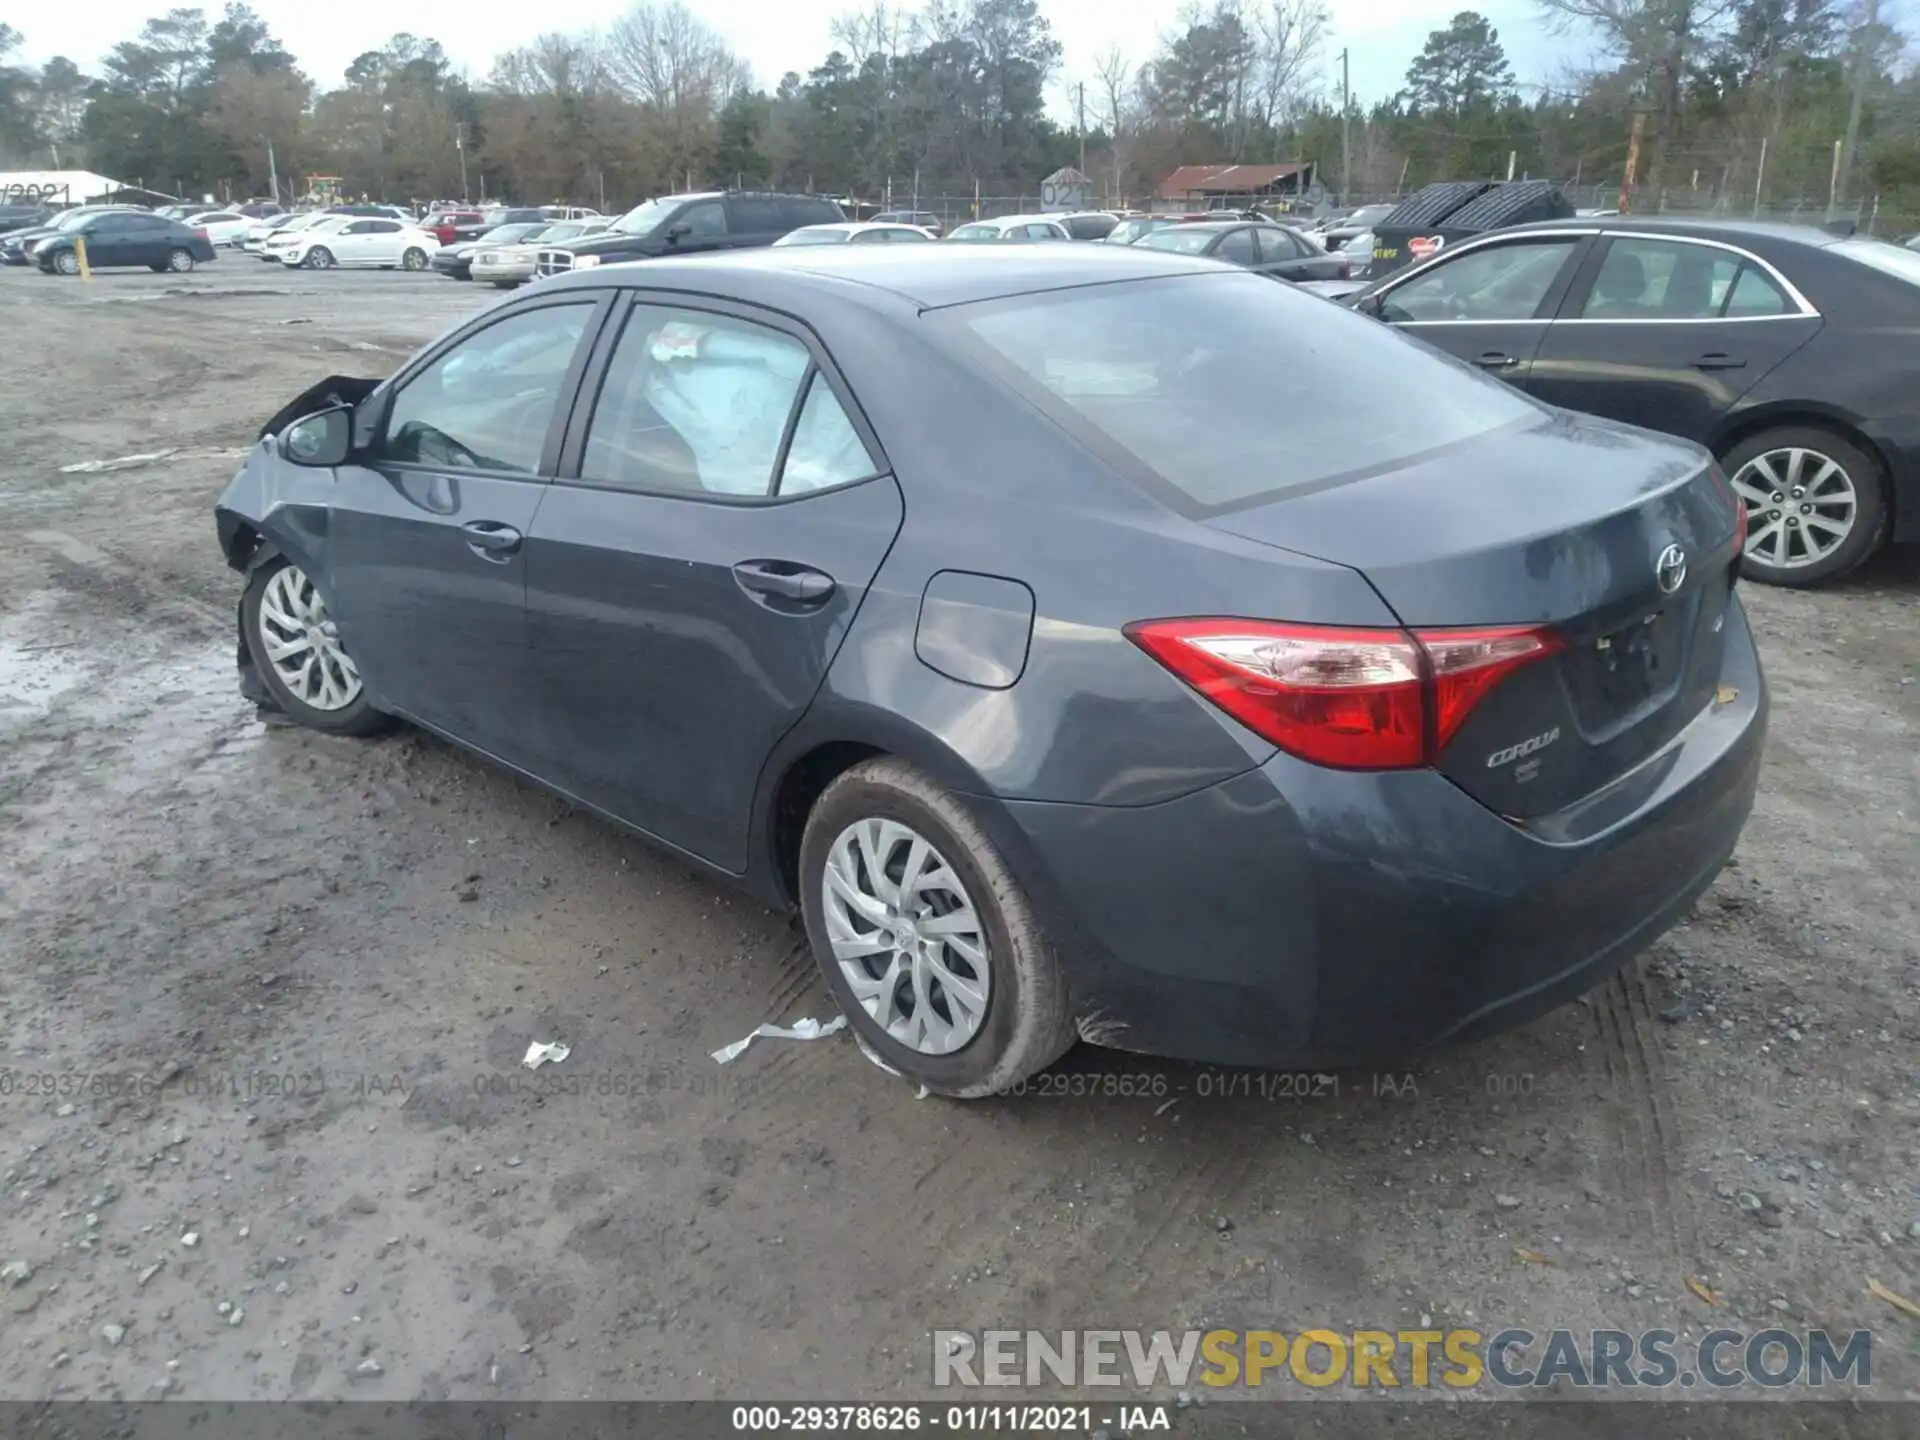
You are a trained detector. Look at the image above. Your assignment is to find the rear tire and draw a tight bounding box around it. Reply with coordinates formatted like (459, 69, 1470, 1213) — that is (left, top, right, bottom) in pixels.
(1720, 425, 1887, 588)
(401, 247, 428, 270)
(799, 758, 1075, 1098)
(166, 248, 194, 273)
(491, 280, 516, 289)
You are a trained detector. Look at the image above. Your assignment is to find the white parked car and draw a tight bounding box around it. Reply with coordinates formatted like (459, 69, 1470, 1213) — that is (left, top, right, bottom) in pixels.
(256, 212, 335, 260)
(281, 217, 440, 271)
(943, 214, 1072, 243)
(185, 210, 253, 247)
(471, 219, 609, 286)
(773, 221, 936, 247)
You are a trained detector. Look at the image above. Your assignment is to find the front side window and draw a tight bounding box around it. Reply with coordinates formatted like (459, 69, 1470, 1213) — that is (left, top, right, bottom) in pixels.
(948, 224, 998, 242)
(779, 227, 849, 246)
(379, 303, 594, 475)
(1379, 239, 1580, 323)
(580, 306, 875, 498)
(676, 202, 727, 238)
(1137, 227, 1216, 256)
(1580, 237, 1739, 320)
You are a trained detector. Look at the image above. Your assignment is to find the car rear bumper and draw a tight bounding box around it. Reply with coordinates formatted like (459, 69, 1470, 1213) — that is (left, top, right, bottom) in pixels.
(993, 595, 1767, 1071)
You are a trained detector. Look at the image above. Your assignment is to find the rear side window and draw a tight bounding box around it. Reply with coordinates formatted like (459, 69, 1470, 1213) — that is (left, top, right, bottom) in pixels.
(790, 198, 844, 226)
(729, 198, 781, 231)
(581, 306, 873, 498)
(962, 272, 1537, 510)
(1721, 264, 1791, 317)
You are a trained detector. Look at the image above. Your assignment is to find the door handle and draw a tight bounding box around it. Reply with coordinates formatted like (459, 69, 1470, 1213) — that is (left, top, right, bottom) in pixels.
(1473, 352, 1520, 369)
(733, 560, 836, 605)
(1692, 352, 1747, 370)
(461, 520, 522, 561)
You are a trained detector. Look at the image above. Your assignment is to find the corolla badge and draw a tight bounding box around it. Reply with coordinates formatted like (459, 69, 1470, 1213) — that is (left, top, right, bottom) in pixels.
(1656, 543, 1687, 595)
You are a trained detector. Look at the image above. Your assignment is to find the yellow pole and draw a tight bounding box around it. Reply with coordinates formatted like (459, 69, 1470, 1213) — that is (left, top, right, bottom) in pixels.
(74, 235, 92, 280)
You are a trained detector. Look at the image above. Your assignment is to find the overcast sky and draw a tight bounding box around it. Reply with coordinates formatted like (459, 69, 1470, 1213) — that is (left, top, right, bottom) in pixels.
(13, 0, 1604, 110)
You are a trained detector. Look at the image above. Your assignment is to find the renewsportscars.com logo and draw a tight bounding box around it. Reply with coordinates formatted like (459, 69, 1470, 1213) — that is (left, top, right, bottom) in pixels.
(932, 1327, 1873, 1392)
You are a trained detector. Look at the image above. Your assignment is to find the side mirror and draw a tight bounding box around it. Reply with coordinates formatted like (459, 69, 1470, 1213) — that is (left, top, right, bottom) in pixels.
(666, 222, 691, 243)
(280, 404, 353, 467)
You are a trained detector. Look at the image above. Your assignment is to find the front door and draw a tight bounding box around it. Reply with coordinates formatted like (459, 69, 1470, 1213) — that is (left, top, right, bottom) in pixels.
(662, 200, 732, 257)
(1373, 233, 1594, 389)
(524, 296, 903, 871)
(1525, 233, 1823, 445)
(324, 295, 608, 763)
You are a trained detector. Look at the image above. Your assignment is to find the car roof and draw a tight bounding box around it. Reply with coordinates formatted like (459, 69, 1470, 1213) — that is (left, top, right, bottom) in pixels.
(540, 240, 1216, 310)
(1497, 215, 1846, 250)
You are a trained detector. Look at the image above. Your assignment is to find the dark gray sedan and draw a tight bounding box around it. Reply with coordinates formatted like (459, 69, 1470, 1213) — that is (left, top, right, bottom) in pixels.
(1135, 219, 1352, 281)
(214, 244, 1765, 1097)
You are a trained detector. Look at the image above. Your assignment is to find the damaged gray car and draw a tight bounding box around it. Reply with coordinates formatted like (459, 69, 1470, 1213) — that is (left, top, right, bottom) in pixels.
(215, 247, 1763, 1097)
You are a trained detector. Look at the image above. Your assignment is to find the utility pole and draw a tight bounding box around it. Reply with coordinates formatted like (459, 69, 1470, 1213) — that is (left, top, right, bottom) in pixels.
(1838, 0, 1877, 212)
(455, 123, 469, 203)
(1077, 82, 1087, 178)
(1339, 49, 1351, 209)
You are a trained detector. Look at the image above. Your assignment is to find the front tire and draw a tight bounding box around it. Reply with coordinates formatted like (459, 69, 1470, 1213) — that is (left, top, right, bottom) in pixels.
(304, 246, 335, 270)
(53, 250, 79, 275)
(241, 558, 388, 736)
(1721, 426, 1887, 587)
(799, 758, 1075, 1098)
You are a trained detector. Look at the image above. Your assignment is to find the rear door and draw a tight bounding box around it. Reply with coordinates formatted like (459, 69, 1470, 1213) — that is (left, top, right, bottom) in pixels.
(523, 294, 903, 870)
(323, 293, 610, 764)
(1370, 233, 1594, 387)
(1526, 232, 1822, 445)
(357, 219, 405, 266)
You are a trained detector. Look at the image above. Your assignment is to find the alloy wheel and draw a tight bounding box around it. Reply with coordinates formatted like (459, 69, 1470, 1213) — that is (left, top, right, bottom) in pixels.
(1729, 447, 1857, 570)
(54, 251, 78, 275)
(822, 818, 991, 1055)
(167, 248, 194, 272)
(257, 565, 363, 711)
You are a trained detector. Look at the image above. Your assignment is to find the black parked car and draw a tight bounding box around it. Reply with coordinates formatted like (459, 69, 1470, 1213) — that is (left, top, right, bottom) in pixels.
(0, 202, 54, 236)
(536, 190, 844, 276)
(1134, 220, 1349, 282)
(214, 244, 1761, 1096)
(36, 211, 217, 274)
(2, 205, 143, 264)
(1350, 216, 1920, 586)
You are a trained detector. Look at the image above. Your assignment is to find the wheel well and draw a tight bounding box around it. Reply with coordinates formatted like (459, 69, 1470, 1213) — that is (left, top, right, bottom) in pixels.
(1714, 410, 1896, 527)
(769, 741, 886, 906)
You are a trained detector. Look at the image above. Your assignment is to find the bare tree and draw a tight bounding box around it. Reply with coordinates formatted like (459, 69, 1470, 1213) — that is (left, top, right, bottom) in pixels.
(1251, 0, 1328, 133)
(1532, 0, 1740, 186)
(1093, 46, 1140, 201)
(604, 1, 751, 186)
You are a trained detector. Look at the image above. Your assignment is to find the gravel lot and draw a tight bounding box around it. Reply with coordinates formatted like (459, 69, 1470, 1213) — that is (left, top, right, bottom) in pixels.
(1, 260, 1916, 1414)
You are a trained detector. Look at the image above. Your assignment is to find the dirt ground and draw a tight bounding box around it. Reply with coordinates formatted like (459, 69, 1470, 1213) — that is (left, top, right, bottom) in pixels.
(1, 261, 1916, 1416)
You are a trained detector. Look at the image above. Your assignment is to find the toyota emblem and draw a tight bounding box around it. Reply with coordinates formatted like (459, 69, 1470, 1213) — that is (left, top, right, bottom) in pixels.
(1656, 543, 1687, 595)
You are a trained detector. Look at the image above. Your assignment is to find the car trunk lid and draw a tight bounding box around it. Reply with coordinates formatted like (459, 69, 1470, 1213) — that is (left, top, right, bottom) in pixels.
(1204, 412, 1742, 818)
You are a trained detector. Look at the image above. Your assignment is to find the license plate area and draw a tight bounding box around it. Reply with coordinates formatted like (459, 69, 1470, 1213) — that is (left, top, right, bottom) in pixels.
(1563, 605, 1689, 727)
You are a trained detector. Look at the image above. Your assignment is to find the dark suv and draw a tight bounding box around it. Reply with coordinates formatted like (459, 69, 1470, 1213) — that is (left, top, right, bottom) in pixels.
(536, 191, 844, 276)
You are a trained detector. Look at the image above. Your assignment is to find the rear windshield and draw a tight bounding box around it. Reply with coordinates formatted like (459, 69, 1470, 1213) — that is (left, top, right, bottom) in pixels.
(960, 272, 1537, 510)
(1832, 237, 1920, 287)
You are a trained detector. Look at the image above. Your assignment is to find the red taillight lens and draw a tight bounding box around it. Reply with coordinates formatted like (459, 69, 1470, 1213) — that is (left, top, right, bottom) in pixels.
(195, 228, 209, 239)
(1709, 465, 1748, 552)
(1126, 618, 1559, 771)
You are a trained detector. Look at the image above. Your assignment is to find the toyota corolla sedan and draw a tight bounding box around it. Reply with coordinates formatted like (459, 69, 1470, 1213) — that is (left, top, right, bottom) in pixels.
(214, 245, 1765, 1098)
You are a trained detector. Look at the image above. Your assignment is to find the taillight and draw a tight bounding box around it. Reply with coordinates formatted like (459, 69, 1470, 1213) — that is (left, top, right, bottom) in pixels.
(1125, 618, 1560, 771)
(195, 227, 209, 240)
(1709, 464, 1748, 552)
